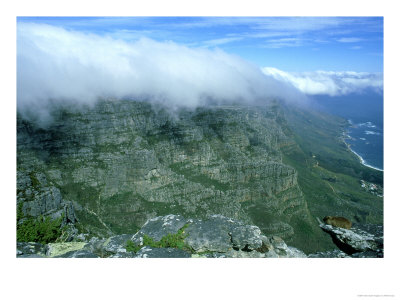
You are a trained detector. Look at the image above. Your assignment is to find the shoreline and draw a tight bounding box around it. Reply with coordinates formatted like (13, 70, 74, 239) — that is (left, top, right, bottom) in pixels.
(343, 135, 383, 172)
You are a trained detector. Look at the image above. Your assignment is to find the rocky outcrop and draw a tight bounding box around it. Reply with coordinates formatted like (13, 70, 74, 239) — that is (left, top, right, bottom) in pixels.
(17, 170, 77, 230)
(318, 221, 383, 257)
(19, 214, 383, 258)
(132, 215, 187, 244)
(17, 214, 307, 258)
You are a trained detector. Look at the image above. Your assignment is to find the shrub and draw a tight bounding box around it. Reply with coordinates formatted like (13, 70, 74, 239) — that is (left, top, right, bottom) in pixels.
(17, 203, 63, 244)
(125, 240, 142, 253)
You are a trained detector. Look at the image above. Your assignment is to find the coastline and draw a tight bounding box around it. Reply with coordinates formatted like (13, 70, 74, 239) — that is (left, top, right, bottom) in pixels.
(342, 134, 383, 172)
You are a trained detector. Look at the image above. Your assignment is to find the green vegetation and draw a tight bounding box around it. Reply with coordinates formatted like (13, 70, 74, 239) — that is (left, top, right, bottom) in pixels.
(29, 172, 40, 190)
(17, 100, 383, 254)
(125, 224, 191, 253)
(169, 162, 230, 191)
(125, 240, 142, 253)
(17, 203, 63, 244)
(280, 104, 383, 224)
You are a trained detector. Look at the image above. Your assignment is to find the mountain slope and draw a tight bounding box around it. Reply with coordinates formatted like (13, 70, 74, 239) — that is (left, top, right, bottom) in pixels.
(17, 99, 383, 253)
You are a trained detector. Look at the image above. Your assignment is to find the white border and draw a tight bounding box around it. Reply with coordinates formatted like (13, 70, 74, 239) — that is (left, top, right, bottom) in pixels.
(2, 1, 399, 299)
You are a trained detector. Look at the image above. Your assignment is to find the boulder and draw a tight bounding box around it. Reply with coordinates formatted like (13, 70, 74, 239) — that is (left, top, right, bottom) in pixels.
(103, 234, 133, 254)
(184, 215, 236, 252)
(230, 224, 263, 251)
(132, 215, 187, 245)
(319, 222, 383, 257)
(46, 242, 86, 257)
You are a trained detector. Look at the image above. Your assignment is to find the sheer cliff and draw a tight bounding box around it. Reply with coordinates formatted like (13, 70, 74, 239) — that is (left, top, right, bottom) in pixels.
(17, 100, 383, 253)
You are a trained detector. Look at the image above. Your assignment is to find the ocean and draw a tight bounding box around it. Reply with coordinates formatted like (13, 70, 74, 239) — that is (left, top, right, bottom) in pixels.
(310, 89, 383, 171)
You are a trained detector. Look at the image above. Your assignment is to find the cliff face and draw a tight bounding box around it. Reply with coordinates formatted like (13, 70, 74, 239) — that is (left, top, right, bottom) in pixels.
(18, 100, 319, 251)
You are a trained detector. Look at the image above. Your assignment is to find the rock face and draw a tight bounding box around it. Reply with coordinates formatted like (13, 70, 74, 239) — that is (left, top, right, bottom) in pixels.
(318, 222, 383, 257)
(17, 170, 77, 238)
(17, 100, 315, 250)
(17, 214, 307, 258)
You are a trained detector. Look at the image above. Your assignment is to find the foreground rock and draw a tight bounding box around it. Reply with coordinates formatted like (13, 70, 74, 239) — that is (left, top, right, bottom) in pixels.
(131, 215, 306, 258)
(318, 222, 383, 258)
(18, 214, 383, 258)
(17, 214, 307, 258)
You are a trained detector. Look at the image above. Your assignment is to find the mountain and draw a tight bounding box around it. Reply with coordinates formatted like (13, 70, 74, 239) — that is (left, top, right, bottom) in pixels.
(16, 99, 383, 254)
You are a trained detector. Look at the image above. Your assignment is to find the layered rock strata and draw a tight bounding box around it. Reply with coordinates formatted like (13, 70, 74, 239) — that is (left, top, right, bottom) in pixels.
(17, 100, 313, 247)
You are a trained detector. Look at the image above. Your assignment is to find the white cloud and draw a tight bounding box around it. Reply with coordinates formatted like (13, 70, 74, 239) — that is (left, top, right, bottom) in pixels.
(261, 67, 383, 96)
(201, 37, 243, 47)
(337, 37, 364, 43)
(263, 37, 305, 48)
(17, 23, 303, 122)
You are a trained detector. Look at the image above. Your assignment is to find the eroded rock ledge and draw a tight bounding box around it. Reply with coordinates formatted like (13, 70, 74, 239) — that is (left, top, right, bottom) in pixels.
(16, 214, 307, 258)
(318, 221, 383, 258)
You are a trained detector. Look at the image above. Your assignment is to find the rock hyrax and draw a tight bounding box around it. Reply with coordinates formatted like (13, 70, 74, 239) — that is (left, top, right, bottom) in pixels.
(323, 216, 352, 229)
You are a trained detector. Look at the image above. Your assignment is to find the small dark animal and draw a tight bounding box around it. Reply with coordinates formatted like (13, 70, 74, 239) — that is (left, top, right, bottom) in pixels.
(323, 216, 352, 229)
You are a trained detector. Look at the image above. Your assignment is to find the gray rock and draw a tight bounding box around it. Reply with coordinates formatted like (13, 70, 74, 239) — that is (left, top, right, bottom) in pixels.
(17, 242, 47, 256)
(18, 254, 44, 258)
(223, 249, 266, 258)
(132, 215, 187, 245)
(308, 249, 349, 258)
(135, 246, 191, 258)
(57, 224, 79, 242)
(257, 235, 274, 253)
(74, 233, 88, 242)
(230, 224, 263, 251)
(17, 170, 77, 227)
(351, 251, 383, 258)
(55, 250, 99, 258)
(104, 234, 133, 254)
(82, 237, 108, 257)
(320, 223, 383, 255)
(266, 236, 307, 258)
(184, 215, 235, 252)
(109, 252, 137, 258)
(284, 246, 308, 258)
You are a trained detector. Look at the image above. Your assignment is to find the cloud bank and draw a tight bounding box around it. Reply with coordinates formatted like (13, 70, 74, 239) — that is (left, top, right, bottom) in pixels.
(261, 67, 383, 96)
(17, 23, 303, 122)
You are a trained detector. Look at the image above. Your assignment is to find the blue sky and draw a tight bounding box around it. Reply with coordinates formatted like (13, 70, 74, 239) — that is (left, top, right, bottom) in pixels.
(17, 17, 383, 72)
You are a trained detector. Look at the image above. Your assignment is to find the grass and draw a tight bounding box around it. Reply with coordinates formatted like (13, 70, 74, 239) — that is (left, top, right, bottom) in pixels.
(125, 224, 191, 253)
